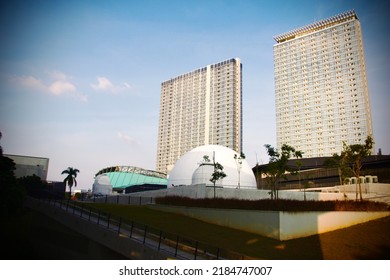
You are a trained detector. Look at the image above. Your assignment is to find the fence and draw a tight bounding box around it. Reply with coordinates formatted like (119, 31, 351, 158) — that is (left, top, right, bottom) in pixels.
(36, 197, 249, 260)
(90, 195, 155, 205)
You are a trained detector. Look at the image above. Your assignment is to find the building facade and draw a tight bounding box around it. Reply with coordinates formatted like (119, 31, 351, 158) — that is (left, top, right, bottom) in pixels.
(156, 58, 242, 173)
(273, 10, 373, 158)
(5, 154, 49, 180)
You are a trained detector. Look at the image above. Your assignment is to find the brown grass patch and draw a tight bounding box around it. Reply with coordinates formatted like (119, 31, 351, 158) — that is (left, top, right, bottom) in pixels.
(155, 196, 389, 212)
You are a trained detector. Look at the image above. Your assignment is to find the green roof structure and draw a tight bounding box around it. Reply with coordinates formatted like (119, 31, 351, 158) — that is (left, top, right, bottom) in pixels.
(95, 166, 167, 190)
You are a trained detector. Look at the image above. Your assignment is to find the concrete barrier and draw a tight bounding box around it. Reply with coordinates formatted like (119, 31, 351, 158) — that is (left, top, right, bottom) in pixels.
(150, 204, 390, 241)
(105, 183, 390, 206)
(279, 211, 390, 240)
(124, 184, 377, 201)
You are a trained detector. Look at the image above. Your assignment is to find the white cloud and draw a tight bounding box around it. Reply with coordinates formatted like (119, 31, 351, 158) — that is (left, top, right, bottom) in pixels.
(46, 70, 68, 81)
(10, 71, 87, 102)
(91, 76, 132, 94)
(118, 132, 138, 145)
(91, 76, 113, 91)
(49, 80, 76, 95)
(12, 75, 47, 92)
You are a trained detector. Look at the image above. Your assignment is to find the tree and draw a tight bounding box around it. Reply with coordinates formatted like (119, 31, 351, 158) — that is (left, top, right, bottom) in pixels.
(263, 144, 303, 200)
(61, 167, 80, 197)
(202, 155, 211, 163)
(205, 152, 227, 198)
(341, 136, 374, 201)
(18, 174, 49, 198)
(324, 153, 352, 198)
(0, 132, 26, 218)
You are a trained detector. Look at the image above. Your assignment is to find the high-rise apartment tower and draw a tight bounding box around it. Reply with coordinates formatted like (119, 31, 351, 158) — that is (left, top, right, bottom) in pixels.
(156, 58, 242, 174)
(273, 10, 373, 158)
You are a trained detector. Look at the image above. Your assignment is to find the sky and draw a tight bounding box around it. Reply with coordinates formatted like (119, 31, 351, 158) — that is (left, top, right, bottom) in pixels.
(1, 0, 389, 190)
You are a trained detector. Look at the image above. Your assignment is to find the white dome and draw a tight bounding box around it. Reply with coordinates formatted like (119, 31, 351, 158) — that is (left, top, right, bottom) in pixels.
(192, 163, 224, 186)
(168, 145, 257, 189)
(92, 175, 112, 195)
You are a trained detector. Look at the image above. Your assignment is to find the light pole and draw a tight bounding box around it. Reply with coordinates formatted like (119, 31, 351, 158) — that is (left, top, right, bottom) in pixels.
(234, 153, 244, 189)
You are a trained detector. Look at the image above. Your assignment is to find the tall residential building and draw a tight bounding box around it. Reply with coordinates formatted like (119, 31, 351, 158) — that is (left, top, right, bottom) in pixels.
(273, 10, 373, 158)
(156, 58, 242, 174)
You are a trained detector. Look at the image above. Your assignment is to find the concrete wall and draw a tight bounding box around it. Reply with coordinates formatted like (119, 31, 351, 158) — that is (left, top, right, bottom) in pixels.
(125, 184, 361, 201)
(150, 204, 390, 241)
(150, 204, 280, 239)
(279, 211, 389, 240)
(341, 183, 390, 195)
(122, 183, 390, 204)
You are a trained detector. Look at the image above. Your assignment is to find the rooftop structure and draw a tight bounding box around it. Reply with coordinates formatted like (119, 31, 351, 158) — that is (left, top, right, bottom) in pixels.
(95, 166, 167, 193)
(274, 10, 358, 43)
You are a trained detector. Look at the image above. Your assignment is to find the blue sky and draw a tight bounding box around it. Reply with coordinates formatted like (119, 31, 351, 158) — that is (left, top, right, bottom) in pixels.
(1, 0, 389, 190)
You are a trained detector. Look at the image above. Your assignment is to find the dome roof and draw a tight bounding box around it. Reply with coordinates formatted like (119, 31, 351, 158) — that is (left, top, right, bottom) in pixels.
(168, 145, 257, 189)
(95, 174, 111, 186)
(192, 163, 224, 186)
(92, 175, 112, 194)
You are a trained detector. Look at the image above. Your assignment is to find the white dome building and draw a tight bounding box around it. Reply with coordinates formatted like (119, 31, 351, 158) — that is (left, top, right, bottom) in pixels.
(192, 163, 220, 186)
(168, 145, 257, 189)
(92, 174, 113, 195)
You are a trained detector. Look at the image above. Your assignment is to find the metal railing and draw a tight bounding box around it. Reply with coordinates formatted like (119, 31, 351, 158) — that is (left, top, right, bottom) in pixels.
(89, 195, 155, 205)
(35, 198, 250, 260)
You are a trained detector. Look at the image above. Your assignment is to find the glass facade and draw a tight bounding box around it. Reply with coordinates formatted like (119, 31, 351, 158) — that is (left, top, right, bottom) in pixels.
(5, 154, 49, 180)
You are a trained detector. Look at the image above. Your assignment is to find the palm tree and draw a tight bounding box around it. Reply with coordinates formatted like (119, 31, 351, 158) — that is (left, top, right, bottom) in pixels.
(61, 167, 80, 197)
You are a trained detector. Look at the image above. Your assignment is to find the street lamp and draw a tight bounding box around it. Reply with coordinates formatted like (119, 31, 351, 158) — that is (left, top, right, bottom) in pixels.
(234, 153, 245, 189)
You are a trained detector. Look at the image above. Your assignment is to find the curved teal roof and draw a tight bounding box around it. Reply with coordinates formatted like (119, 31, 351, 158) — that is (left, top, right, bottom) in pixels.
(96, 166, 167, 189)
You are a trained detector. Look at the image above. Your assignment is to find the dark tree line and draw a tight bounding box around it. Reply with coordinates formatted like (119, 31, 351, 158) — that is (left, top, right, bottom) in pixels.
(0, 132, 25, 218)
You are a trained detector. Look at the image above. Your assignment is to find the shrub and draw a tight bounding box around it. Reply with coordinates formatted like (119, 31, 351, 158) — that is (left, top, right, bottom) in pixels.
(155, 196, 389, 212)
